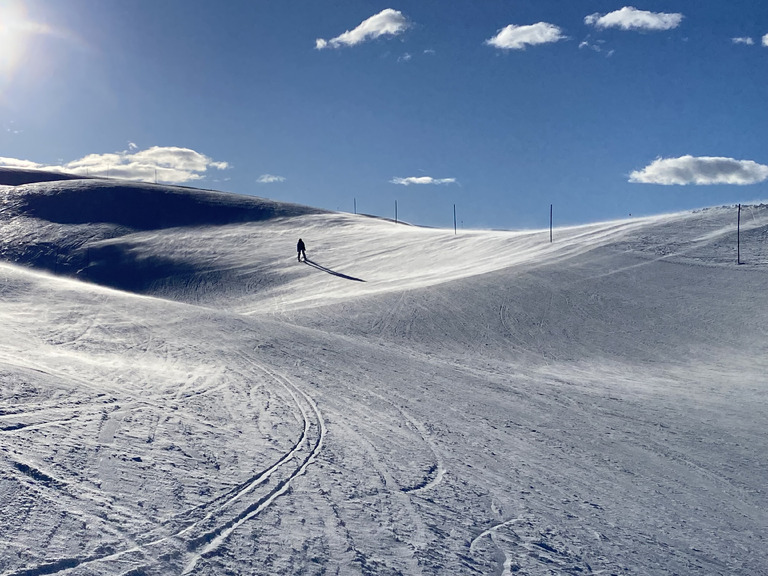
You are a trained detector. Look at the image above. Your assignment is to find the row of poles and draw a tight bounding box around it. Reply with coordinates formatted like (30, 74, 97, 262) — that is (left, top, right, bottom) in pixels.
(355, 200, 747, 263)
(353, 198, 556, 243)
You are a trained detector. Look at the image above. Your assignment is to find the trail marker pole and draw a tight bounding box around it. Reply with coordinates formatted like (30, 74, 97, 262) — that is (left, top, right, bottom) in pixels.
(550, 204, 553, 243)
(737, 203, 741, 265)
(395, 200, 398, 223)
(354, 198, 356, 214)
(453, 204, 457, 235)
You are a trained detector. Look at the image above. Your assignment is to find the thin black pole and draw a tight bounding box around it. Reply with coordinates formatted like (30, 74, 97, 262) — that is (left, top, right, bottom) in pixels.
(395, 200, 398, 223)
(737, 203, 741, 265)
(354, 198, 356, 214)
(549, 204, 553, 243)
(453, 204, 457, 235)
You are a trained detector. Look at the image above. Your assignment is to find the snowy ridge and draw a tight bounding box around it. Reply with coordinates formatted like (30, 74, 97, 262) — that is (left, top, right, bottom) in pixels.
(1, 174, 767, 575)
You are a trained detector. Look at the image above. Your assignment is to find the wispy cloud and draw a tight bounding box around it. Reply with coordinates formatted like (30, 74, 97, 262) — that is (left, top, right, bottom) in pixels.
(629, 156, 768, 185)
(763, 33, 768, 47)
(585, 7, 683, 31)
(485, 23, 566, 50)
(257, 174, 286, 184)
(579, 37, 614, 56)
(316, 9, 409, 50)
(731, 37, 754, 45)
(0, 146, 229, 184)
(390, 176, 457, 186)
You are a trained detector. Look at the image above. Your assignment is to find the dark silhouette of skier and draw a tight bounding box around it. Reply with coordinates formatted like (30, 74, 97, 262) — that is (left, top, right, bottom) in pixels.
(297, 238, 306, 262)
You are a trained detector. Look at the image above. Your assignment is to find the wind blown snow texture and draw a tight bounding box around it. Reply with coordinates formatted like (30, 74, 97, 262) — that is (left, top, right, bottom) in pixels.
(1, 169, 767, 575)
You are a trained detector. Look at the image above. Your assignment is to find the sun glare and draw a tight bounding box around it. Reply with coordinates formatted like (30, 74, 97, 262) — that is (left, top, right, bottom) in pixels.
(0, 0, 62, 93)
(1, 2, 31, 75)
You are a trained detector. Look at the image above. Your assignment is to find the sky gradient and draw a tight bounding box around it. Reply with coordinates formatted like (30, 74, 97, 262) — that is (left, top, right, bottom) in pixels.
(1, 0, 767, 229)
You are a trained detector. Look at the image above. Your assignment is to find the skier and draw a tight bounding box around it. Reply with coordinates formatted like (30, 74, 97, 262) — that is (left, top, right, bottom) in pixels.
(297, 238, 306, 262)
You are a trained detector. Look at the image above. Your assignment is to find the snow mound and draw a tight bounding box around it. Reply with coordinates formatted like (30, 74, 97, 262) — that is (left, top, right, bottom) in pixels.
(2, 171, 767, 313)
(1, 177, 325, 230)
(0, 175, 327, 294)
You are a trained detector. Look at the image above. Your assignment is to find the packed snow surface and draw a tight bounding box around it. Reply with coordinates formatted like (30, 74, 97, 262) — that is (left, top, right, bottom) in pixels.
(1, 171, 767, 575)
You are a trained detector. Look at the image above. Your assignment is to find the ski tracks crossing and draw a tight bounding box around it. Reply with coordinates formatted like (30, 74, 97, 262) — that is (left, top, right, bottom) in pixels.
(180, 361, 326, 574)
(0, 361, 325, 576)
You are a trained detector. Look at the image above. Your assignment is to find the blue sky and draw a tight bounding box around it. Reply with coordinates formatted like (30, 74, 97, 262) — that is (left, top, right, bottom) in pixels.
(1, 0, 767, 229)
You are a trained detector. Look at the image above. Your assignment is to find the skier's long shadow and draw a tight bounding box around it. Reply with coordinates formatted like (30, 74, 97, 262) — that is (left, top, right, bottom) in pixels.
(304, 258, 365, 282)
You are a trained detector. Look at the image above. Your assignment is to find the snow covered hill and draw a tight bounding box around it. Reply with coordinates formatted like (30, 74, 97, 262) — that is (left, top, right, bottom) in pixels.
(1, 171, 767, 575)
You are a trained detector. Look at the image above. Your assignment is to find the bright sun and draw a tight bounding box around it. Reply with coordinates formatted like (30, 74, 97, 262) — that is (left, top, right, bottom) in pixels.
(0, 0, 52, 81)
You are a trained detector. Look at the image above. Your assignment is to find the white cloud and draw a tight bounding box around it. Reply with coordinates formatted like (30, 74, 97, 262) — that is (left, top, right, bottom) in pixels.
(257, 174, 286, 184)
(629, 156, 768, 185)
(130, 146, 228, 171)
(0, 146, 229, 184)
(316, 9, 409, 50)
(486, 23, 565, 50)
(390, 176, 457, 186)
(585, 7, 683, 31)
(0, 156, 42, 169)
(763, 33, 768, 47)
(128, 141, 138, 150)
(731, 37, 754, 45)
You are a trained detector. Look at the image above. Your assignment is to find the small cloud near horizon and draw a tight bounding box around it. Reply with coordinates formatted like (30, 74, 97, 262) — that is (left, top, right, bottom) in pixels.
(316, 9, 409, 50)
(0, 157, 41, 170)
(390, 176, 457, 186)
(257, 174, 286, 184)
(486, 22, 566, 50)
(731, 37, 754, 45)
(629, 156, 768, 185)
(0, 146, 229, 184)
(585, 7, 683, 31)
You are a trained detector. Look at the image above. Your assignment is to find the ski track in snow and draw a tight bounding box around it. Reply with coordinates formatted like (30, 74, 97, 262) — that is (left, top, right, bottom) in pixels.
(388, 406, 446, 495)
(469, 517, 523, 553)
(181, 363, 326, 574)
(0, 357, 325, 576)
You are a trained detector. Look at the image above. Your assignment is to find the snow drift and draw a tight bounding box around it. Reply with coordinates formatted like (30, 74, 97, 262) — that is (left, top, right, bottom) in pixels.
(1, 170, 767, 575)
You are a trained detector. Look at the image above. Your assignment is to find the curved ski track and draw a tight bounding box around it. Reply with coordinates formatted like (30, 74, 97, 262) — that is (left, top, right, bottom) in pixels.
(180, 363, 326, 574)
(1, 363, 325, 576)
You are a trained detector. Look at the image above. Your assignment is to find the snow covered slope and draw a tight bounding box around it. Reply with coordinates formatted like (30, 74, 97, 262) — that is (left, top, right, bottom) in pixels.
(1, 174, 767, 575)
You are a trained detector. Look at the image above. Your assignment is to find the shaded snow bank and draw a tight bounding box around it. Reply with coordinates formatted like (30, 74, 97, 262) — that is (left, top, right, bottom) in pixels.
(0, 176, 325, 294)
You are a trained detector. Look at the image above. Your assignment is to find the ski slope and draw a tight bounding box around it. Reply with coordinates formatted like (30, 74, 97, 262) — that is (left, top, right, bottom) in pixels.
(1, 170, 767, 575)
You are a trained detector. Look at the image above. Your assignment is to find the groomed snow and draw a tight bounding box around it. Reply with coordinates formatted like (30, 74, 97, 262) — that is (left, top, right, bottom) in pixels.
(1, 173, 767, 575)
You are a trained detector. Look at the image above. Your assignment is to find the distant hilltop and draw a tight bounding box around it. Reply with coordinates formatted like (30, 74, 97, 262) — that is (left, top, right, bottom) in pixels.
(0, 166, 93, 186)
(0, 167, 329, 293)
(0, 167, 326, 230)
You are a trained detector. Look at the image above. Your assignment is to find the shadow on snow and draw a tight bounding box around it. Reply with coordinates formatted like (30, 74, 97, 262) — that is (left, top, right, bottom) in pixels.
(304, 258, 365, 282)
